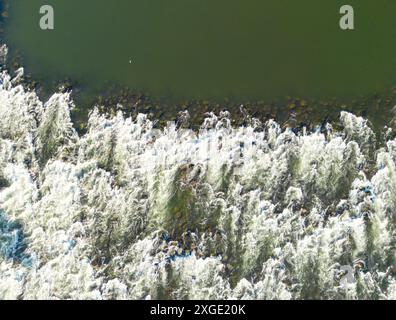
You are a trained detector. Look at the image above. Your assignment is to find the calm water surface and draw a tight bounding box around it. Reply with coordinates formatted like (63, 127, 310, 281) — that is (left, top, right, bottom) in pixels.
(3, 0, 396, 104)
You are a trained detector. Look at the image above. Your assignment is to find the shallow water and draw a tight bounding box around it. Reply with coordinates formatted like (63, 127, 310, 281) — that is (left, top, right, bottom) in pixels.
(4, 0, 396, 103)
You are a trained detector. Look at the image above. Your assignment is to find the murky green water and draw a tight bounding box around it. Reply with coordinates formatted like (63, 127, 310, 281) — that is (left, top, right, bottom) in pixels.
(3, 0, 396, 104)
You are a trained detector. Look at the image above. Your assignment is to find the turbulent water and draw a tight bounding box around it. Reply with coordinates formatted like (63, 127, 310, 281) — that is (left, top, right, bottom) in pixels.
(0, 46, 395, 300)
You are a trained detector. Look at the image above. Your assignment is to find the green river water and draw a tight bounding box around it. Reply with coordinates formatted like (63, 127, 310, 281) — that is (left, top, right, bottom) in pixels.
(3, 0, 396, 128)
(4, 1, 396, 99)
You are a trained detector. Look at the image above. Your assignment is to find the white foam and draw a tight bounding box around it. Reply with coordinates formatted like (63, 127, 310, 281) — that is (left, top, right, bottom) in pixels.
(0, 53, 394, 300)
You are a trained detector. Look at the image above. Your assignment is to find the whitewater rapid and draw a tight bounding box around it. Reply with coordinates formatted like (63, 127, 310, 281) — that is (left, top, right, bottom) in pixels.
(0, 47, 395, 299)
